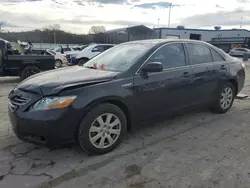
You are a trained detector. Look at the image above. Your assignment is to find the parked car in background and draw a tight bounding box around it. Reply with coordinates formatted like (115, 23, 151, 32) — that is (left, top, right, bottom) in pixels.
(67, 43, 115, 66)
(51, 46, 75, 54)
(72, 45, 88, 51)
(229, 48, 250, 57)
(0, 38, 55, 80)
(44, 49, 68, 68)
(8, 39, 246, 155)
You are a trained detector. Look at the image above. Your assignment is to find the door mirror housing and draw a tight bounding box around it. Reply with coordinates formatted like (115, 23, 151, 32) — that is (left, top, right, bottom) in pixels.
(92, 47, 101, 52)
(141, 62, 163, 73)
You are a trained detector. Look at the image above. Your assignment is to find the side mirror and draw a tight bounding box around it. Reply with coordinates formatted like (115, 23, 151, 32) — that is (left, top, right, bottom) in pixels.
(92, 47, 101, 52)
(243, 52, 249, 61)
(141, 62, 163, 73)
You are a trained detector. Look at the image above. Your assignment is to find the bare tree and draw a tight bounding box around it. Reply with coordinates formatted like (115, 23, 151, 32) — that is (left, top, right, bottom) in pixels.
(89, 25, 106, 34)
(44, 24, 60, 31)
(44, 24, 61, 43)
(0, 21, 6, 32)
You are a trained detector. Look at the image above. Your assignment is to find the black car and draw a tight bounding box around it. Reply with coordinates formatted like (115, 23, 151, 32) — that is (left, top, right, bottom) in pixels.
(8, 39, 246, 155)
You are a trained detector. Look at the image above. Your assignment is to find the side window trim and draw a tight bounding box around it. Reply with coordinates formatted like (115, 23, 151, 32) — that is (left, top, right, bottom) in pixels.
(135, 42, 188, 74)
(209, 48, 225, 62)
(184, 42, 213, 65)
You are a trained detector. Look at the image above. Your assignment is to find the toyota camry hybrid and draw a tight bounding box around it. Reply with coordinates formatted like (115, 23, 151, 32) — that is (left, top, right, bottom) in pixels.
(8, 39, 245, 155)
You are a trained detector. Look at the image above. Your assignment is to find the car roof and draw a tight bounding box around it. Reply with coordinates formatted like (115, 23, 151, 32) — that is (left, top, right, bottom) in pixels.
(94, 44, 115, 46)
(124, 39, 213, 45)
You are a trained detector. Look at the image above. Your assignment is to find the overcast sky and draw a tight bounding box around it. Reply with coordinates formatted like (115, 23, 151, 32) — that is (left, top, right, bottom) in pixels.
(0, 0, 250, 33)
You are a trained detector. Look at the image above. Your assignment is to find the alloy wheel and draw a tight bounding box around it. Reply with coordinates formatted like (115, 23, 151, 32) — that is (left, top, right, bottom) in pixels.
(220, 87, 233, 110)
(89, 113, 121, 149)
(55, 60, 62, 68)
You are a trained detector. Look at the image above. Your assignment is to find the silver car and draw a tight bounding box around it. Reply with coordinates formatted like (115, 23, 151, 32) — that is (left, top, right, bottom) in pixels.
(229, 48, 250, 57)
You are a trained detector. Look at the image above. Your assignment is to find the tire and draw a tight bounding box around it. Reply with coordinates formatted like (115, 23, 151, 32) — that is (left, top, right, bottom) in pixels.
(20, 66, 41, 81)
(78, 58, 88, 66)
(55, 59, 63, 68)
(211, 82, 235, 114)
(77, 103, 127, 155)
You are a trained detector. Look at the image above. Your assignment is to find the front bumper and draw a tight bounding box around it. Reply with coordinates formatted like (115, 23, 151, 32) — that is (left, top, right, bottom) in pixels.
(8, 90, 81, 147)
(8, 106, 80, 147)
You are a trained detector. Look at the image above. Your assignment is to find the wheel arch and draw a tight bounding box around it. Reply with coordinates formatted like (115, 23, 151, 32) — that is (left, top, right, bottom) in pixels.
(228, 79, 238, 96)
(55, 59, 63, 62)
(81, 96, 132, 132)
(19, 63, 40, 75)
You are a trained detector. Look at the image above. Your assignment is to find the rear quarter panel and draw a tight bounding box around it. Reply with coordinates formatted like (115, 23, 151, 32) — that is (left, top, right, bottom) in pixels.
(227, 58, 245, 94)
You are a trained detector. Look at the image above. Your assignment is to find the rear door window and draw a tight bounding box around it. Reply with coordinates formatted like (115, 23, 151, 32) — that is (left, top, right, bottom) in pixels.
(186, 43, 213, 65)
(211, 49, 225, 62)
(92, 45, 105, 52)
(148, 43, 186, 69)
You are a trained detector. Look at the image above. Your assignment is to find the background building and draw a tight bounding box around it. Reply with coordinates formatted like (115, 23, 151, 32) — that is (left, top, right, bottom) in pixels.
(106, 25, 250, 52)
(154, 26, 250, 52)
(104, 25, 157, 44)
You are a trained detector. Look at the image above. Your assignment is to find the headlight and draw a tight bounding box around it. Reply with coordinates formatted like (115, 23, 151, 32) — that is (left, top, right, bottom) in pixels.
(30, 96, 76, 111)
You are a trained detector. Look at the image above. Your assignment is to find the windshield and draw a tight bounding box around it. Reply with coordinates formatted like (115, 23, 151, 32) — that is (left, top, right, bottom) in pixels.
(83, 43, 154, 72)
(81, 44, 96, 51)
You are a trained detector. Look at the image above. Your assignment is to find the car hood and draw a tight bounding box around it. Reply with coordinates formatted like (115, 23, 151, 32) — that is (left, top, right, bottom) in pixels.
(17, 66, 119, 95)
(75, 51, 93, 59)
(65, 51, 78, 56)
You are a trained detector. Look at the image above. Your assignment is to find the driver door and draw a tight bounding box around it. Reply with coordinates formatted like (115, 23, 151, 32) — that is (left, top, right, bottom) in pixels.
(133, 42, 194, 121)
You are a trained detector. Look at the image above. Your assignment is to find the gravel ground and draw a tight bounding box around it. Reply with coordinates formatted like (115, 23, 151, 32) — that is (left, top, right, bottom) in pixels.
(1, 64, 250, 188)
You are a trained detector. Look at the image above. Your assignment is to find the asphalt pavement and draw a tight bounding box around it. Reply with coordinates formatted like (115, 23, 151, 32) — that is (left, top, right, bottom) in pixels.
(0, 64, 250, 188)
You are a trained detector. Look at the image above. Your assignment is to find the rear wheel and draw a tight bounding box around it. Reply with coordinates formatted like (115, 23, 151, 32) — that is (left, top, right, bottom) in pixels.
(55, 59, 63, 68)
(20, 66, 41, 80)
(211, 82, 235, 113)
(77, 103, 127, 155)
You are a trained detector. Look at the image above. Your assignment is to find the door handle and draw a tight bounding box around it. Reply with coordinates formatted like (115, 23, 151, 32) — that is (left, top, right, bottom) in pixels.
(182, 72, 190, 78)
(220, 65, 226, 70)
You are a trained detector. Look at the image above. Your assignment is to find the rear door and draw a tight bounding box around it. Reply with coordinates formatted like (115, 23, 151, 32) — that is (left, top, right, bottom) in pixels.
(185, 42, 217, 105)
(206, 47, 229, 96)
(134, 42, 194, 120)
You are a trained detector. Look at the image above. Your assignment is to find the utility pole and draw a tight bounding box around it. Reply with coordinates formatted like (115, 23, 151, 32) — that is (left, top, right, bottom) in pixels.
(168, 2, 172, 28)
(240, 16, 243, 29)
(54, 29, 56, 44)
(158, 18, 160, 28)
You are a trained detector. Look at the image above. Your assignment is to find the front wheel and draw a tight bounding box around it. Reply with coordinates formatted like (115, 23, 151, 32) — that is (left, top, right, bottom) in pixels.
(77, 103, 127, 155)
(211, 82, 235, 114)
(20, 66, 41, 80)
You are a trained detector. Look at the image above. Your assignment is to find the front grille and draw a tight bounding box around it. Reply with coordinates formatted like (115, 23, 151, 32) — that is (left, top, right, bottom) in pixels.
(9, 96, 31, 110)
